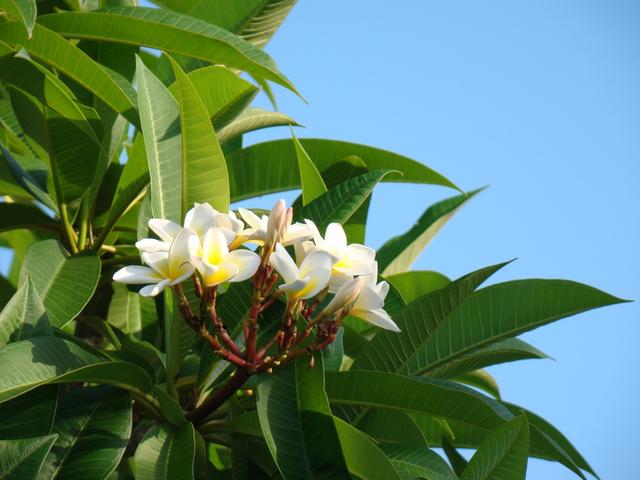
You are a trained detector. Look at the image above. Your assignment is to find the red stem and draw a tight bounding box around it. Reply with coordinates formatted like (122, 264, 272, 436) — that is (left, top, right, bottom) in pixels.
(186, 369, 249, 424)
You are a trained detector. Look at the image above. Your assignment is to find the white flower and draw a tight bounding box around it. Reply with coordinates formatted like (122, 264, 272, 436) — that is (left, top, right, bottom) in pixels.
(269, 243, 333, 301)
(238, 200, 312, 247)
(305, 221, 375, 290)
(193, 227, 260, 286)
(322, 275, 367, 316)
(114, 228, 197, 297)
(349, 262, 399, 332)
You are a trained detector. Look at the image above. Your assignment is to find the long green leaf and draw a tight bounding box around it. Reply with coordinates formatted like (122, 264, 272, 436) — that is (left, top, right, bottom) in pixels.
(0, 0, 36, 37)
(358, 409, 427, 445)
(107, 283, 157, 339)
(461, 415, 529, 480)
(134, 422, 196, 479)
(352, 261, 510, 373)
(135, 56, 182, 223)
(226, 138, 460, 202)
(38, 386, 132, 480)
(0, 202, 55, 234)
(420, 280, 628, 374)
(293, 131, 327, 205)
(298, 169, 394, 232)
(326, 371, 512, 432)
(19, 240, 101, 328)
(169, 56, 230, 213)
(378, 188, 482, 276)
(0, 336, 155, 403)
(332, 417, 402, 480)
(386, 270, 451, 303)
(0, 277, 50, 347)
(217, 107, 297, 144)
(0, 385, 58, 439)
(256, 357, 351, 479)
(455, 369, 501, 399)
(0, 434, 58, 479)
(380, 444, 458, 480)
(0, 23, 138, 125)
(0, 144, 56, 211)
(38, 7, 297, 93)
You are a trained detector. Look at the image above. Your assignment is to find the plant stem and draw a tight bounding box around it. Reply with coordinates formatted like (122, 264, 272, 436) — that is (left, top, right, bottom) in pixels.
(59, 203, 78, 253)
(186, 369, 249, 425)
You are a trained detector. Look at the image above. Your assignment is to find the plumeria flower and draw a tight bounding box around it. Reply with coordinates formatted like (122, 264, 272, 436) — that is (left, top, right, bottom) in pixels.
(192, 227, 260, 286)
(321, 275, 367, 317)
(269, 243, 333, 301)
(349, 262, 399, 332)
(304, 221, 376, 290)
(237, 200, 312, 247)
(114, 229, 197, 297)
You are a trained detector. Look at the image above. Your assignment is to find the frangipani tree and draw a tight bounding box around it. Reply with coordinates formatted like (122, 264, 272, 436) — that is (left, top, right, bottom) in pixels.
(0, 1, 628, 479)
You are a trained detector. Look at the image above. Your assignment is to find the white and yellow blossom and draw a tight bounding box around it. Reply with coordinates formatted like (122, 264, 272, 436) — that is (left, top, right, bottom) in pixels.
(269, 243, 333, 301)
(192, 227, 260, 286)
(238, 199, 312, 247)
(349, 262, 399, 332)
(114, 228, 197, 297)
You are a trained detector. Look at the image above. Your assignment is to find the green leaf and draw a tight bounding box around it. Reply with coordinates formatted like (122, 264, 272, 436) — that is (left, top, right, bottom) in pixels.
(19, 240, 101, 328)
(298, 169, 394, 232)
(326, 371, 512, 432)
(386, 270, 451, 303)
(332, 417, 402, 480)
(0, 23, 138, 125)
(454, 369, 501, 399)
(0, 275, 15, 310)
(226, 138, 460, 202)
(0, 385, 58, 439)
(442, 436, 469, 476)
(159, 0, 297, 48)
(134, 422, 196, 479)
(378, 188, 483, 276)
(352, 261, 510, 374)
(169, 56, 230, 213)
(0, 0, 36, 37)
(380, 444, 458, 480)
(0, 144, 56, 211)
(0, 434, 58, 479)
(293, 131, 327, 205)
(0, 336, 155, 403)
(420, 279, 628, 374)
(135, 55, 182, 223)
(38, 7, 298, 94)
(217, 107, 297, 144)
(38, 386, 132, 480)
(0, 202, 56, 234)
(426, 338, 548, 379)
(461, 415, 529, 480)
(0, 277, 51, 347)
(256, 357, 351, 479)
(107, 283, 157, 338)
(358, 409, 427, 445)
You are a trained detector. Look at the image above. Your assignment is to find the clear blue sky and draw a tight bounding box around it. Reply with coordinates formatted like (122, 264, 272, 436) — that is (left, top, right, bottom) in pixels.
(2, 1, 638, 478)
(243, 1, 639, 478)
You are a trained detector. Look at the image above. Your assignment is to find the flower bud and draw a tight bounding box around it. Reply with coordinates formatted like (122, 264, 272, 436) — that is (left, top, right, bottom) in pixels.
(321, 275, 366, 317)
(266, 199, 287, 247)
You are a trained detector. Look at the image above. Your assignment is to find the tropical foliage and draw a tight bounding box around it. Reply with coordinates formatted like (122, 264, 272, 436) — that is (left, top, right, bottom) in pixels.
(0, 1, 627, 479)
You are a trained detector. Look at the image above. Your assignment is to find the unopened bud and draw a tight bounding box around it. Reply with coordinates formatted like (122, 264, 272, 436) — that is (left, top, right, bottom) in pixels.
(308, 353, 315, 370)
(266, 199, 287, 246)
(321, 276, 366, 317)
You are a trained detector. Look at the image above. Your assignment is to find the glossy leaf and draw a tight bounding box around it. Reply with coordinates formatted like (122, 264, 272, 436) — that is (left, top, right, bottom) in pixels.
(257, 357, 351, 479)
(0, 202, 56, 234)
(298, 169, 394, 232)
(19, 240, 101, 327)
(0, 23, 138, 124)
(39, 7, 297, 93)
(0, 336, 155, 403)
(0, 277, 50, 347)
(378, 188, 482, 276)
(455, 369, 501, 399)
(461, 415, 529, 480)
(420, 280, 628, 374)
(0, 385, 58, 439)
(38, 386, 132, 480)
(358, 409, 427, 445)
(217, 107, 297, 144)
(136, 56, 182, 223)
(380, 444, 458, 480)
(0, 0, 36, 37)
(293, 131, 327, 205)
(169, 57, 230, 213)
(0, 434, 57, 479)
(134, 422, 196, 479)
(107, 283, 157, 338)
(386, 270, 451, 303)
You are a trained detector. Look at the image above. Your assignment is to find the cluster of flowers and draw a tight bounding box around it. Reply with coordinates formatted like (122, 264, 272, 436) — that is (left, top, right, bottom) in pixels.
(113, 200, 399, 332)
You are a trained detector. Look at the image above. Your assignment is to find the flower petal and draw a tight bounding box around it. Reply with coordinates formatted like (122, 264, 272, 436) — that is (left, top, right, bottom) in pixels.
(299, 249, 333, 278)
(202, 227, 229, 266)
(279, 278, 309, 297)
(113, 265, 163, 284)
(184, 203, 216, 237)
(135, 238, 170, 253)
(141, 251, 170, 277)
(324, 276, 366, 315)
(351, 308, 400, 332)
(204, 261, 238, 286)
(148, 218, 182, 242)
(297, 267, 332, 299)
(169, 228, 197, 277)
(225, 249, 260, 282)
(139, 279, 171, 297)
(283, 222, 313, 246)
(355, 284, 385, 310)
(239, 208, 265, 230)
(269, 243, 299, 284)
(325, 223, 347, 249)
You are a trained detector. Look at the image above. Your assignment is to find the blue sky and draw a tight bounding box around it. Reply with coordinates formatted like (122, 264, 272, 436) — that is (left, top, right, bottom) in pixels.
(241, 1, 638, 478)
(2, 1, 638, 478)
